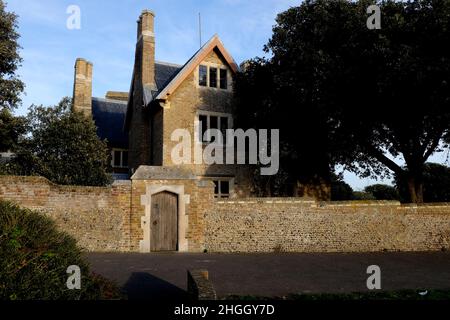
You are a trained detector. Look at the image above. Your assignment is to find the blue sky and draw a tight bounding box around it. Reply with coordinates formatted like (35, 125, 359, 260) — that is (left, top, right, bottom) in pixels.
(6, 0, 449, 189)
(8, 0, 299, 113)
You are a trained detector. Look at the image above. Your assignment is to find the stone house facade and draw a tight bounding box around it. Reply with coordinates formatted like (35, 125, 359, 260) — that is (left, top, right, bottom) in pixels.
(72, 9, 253, 196)
(70, 9, 256, 252)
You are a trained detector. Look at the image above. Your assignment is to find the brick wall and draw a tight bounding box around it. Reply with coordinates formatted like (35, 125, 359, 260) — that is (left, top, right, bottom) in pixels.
(2, 176, 450, 253)
(0, 176, 131, 252)
(205, 199, 450, 253)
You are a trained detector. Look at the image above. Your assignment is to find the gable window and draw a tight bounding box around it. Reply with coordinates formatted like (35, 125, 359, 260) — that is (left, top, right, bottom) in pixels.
(220, 69, 227, 89)
(198, 112, 232, 143)
(112, 149, 129, 168)
(209, 67, 217, 88)
(199, 65, 207, 86)
(213, 180, 231, 198)
(199, 65, 229, 90)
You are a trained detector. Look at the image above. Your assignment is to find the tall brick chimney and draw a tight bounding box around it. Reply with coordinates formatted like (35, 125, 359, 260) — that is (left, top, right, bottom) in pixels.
(136, 10, 156, 89)
(72, 58, 93, 116)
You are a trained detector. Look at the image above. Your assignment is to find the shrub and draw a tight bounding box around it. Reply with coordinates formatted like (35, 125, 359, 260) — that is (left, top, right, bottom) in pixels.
(364, 184, 399, 200)
(352, 191, 376, 201)
(0, 201, 121, 300)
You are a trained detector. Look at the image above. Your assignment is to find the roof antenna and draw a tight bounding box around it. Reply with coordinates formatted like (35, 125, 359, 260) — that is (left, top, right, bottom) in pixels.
(198, 12, 202, 48)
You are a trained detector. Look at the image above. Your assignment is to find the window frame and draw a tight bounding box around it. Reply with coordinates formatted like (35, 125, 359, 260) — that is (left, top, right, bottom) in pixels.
(199, 65, 208, 87)
(219, 68, 228, 89)
(196, 111, 233, 143)
(198, 64, 230, 91)
(211, 178, 234, 199)
(111, 148, 129, 168)
(209, 67, 218, 88)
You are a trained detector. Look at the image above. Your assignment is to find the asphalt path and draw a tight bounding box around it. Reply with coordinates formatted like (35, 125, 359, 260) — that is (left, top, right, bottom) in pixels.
(86, 251, 450, 300)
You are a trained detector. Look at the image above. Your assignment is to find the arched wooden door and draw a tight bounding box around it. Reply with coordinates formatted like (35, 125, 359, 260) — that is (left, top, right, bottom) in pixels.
(150, 191, 178, 252)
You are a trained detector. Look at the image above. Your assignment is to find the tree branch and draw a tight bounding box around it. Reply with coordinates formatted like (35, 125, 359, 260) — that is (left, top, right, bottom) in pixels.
(423, 132, 444, 162)
(366, 145, 404, 176)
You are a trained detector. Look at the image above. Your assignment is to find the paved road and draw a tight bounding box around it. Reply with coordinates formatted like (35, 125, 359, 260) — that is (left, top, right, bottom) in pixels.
(86, 252, 450, 300)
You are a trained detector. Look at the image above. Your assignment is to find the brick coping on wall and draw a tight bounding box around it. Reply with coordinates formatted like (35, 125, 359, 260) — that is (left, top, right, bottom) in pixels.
(215, 197, 450, 209)
(0, 175, 130, 189)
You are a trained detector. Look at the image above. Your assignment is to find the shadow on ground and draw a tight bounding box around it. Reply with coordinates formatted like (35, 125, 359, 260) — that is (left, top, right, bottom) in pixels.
(123, 272, 189, 301)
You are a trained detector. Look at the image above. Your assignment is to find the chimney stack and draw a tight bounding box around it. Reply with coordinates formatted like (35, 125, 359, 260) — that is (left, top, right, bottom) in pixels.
(73, 58, 93, 116)
(136, 10, 156, 90)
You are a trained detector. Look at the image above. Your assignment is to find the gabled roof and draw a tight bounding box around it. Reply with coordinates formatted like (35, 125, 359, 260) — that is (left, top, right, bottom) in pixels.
(92, 97, 128, 149)
(155, 34, 238, 101)
(125, 34, 238, 130)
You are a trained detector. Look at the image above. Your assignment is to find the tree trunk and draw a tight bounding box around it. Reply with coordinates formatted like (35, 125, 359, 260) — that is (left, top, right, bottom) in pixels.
(407, 175, 424, 204)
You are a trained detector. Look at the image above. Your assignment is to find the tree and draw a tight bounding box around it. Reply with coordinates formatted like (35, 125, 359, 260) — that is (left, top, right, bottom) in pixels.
(364, 184, 399, 201)
(0, 0, 24, 110)
(330, 174, 354, 201)
(235, 0, 450, 203)
(0, 108, 26, 152)
(3, 98, 112, 186)
(396, 163, 450, 203)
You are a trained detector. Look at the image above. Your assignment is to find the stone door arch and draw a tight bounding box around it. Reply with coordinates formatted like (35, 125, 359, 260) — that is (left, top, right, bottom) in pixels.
(140, 185, 189, 252)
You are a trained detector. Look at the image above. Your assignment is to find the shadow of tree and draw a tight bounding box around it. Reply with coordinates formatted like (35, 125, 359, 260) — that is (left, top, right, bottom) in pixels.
(122, 272, 189, 301)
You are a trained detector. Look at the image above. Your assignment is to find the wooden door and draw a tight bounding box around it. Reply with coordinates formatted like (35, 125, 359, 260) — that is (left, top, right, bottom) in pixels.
(151, 191, 178, 252)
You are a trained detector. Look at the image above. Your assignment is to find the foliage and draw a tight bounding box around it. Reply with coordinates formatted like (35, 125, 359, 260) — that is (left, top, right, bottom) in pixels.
(330, 174, 354, 201)
(0, 98, 112, 186)
(352, 191, 376, 201)
(0, 0, 24, 110)
(0, 108, 26, 152)
(396, 163, 450, 203)
(0, 201, 121, 300)
(364, 184, 399, 201)
(234, 0, 450, 203)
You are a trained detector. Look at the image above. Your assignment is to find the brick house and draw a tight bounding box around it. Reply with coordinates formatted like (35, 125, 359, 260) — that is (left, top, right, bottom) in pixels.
(72, 10, 253, 198)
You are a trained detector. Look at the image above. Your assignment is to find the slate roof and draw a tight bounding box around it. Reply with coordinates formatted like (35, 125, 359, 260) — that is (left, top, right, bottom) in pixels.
(143, 61, 182, 105)
(155, 61, 182, 89)
(91, 97, 128, 149)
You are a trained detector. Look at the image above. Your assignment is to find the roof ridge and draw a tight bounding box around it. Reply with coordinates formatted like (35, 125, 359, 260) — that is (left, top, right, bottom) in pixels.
(155, 60, 183, 68)
(92, 97, 128, 105)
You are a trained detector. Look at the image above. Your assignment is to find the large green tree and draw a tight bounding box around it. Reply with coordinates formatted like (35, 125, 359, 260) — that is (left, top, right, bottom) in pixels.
(396, 163, 450, 203)
(0, 108, 26, 152)
(2, 98, 112, 186)
(234, 0, 450, 203)
(0, 0, 24, 110)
